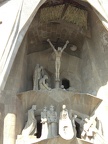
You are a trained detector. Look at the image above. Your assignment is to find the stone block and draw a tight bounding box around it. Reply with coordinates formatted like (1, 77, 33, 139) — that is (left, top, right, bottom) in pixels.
(0, 103, 4, 144)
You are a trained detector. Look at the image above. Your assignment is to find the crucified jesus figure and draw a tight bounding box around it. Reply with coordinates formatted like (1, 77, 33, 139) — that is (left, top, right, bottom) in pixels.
(47, 39, 69, 81)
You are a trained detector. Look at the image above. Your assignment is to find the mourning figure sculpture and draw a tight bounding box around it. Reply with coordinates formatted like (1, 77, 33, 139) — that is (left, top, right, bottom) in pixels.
(33, 64, 44, 90)
(22, 105, 37, 137)
(39, 75, 51, 90)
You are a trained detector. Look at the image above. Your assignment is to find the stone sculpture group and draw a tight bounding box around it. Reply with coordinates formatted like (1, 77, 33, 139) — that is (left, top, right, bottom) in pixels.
(33, 64, 51, 91)
(22, 104, 103, 143)
(33, 64, 44, 90)
(33, 39, 69, 90)
(47, 39, 69, 81)
(22, 105, 76, 140)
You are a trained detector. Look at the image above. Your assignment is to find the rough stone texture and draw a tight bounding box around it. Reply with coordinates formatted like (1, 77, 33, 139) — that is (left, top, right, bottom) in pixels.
(27, 12, 87, 56)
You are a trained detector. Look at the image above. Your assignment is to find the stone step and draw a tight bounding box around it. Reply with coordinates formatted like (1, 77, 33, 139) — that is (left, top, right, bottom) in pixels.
(16, 136, 93, 144)
(32, 137, 93, 144)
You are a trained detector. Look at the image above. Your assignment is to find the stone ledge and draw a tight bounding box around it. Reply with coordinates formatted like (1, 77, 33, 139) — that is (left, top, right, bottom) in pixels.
(17, 90, 102, 116)
(16, 135, 93, 144)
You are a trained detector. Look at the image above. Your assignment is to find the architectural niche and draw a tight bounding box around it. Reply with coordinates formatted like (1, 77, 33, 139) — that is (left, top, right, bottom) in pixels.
(0, 0, 108, 144)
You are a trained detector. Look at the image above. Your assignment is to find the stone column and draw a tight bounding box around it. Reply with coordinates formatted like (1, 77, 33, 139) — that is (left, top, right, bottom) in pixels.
(4, 112, 16, 144)
(0, 103, 4, 144)
(3, 96, 17, 144)
(55, 80, 60, 89)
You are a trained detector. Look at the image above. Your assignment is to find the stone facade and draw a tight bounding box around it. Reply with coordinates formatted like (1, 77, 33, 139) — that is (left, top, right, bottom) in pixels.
(0, 0, 108, 144)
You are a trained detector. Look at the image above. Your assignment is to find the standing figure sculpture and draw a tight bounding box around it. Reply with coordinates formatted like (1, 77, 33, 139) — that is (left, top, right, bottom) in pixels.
(40, 107, 48, 139)
(59, 105, 75, 140)
(33, 64, 44, 90)
(22, 105, 37, 137)
(47, 105, 58, 138)
(47, 39, 69, 81)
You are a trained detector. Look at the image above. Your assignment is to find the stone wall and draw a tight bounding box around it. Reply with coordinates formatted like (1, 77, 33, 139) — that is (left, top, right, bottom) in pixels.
(0, 35, 28, 144)
(0, 103, 4, 144)
(80, 10, 108, 142)
(4, 35, 28, 94)
(81, 10, 108, 95)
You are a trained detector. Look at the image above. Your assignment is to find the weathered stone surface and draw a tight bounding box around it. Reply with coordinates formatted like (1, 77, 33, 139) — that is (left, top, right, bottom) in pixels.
(1, 1, 108, 144)
(33, 137, 93, 144)
(0, 103, 4, 144)
(18, 90, 102, 116)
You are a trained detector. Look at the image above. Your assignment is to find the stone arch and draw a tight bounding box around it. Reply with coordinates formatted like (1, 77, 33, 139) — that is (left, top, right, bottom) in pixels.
(0, 0, 46, 91)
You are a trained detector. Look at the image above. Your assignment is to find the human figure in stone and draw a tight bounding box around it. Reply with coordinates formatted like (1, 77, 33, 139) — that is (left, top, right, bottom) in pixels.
(40, 106, 48, 139)
(69, 109, 91, 138)
(47, 105, 58, 138)
(59, 105, 75, 140)
(33, 64, 44, 90)
(69, 109, 77, 136)
(61, 85, 66, 90)
(22, 105, 37, 137)
(81, 115, 98, 143)
(39, 75, 51, 90)
(47, 39, 69, 81)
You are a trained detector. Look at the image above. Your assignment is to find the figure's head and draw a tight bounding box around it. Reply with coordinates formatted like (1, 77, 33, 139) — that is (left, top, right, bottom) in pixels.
(35, 64, 39, 69)
(40, 66, 43, 69)
(50, 105, 54, 111)
(43, 106, 47, 111)
(62, 104, 66, 109)
(61, 85, 64, 89)
(58, 47, 62, 51)
(32, 105, 36, 110)
(44, 75, 48, 79)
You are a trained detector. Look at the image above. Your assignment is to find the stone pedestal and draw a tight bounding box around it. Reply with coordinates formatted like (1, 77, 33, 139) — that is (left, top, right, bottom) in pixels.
(55, 80, 60, 89)
(16, 135, 37, 144)
(33, 137, 93, 144)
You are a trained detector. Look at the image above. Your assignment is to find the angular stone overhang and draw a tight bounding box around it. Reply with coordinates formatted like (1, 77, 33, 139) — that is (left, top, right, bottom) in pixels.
(18, 90, 102, 116)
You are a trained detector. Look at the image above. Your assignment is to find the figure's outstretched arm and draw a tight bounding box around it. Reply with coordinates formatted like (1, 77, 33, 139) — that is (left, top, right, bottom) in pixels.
(47, 39, 56, 52)
(62, 40, 69, 52)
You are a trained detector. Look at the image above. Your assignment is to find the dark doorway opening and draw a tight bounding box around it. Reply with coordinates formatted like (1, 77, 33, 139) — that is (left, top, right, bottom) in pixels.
(62, 78, 70, 89)
(35, 116, 42, 138)
(75, 121, 81, 138)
